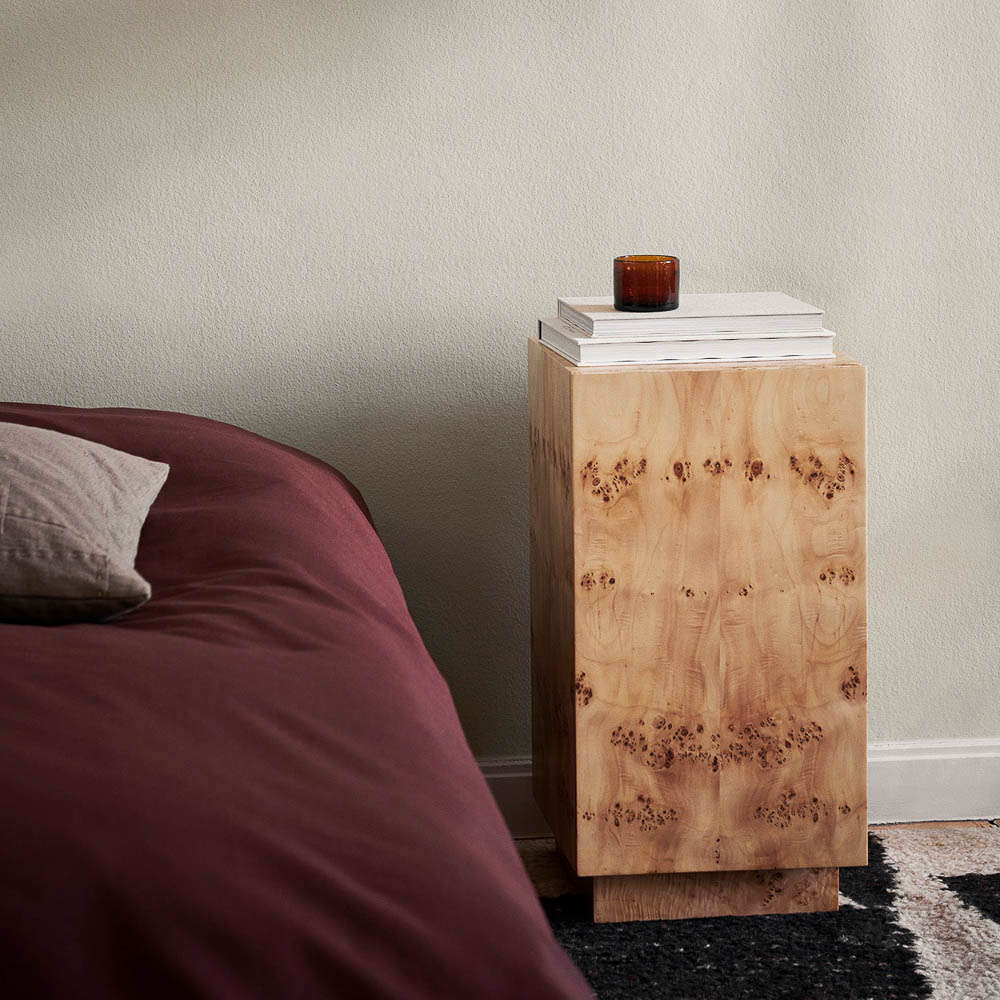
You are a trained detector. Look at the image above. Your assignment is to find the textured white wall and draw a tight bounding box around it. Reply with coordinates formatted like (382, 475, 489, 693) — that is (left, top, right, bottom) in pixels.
(3, 1, 998, 755)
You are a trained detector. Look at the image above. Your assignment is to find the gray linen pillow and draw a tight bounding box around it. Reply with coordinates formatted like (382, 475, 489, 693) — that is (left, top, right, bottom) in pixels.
(0, 422, 169, 625)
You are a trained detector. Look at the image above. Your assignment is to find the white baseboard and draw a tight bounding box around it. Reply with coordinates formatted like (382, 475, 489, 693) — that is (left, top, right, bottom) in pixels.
(480, 740, 1000, 839)
(867, 739, 1000, 824)
(479, 757, 554, 839)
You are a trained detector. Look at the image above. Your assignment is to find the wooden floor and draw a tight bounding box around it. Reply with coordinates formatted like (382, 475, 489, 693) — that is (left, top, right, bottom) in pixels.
(518, 820, 1000, 900)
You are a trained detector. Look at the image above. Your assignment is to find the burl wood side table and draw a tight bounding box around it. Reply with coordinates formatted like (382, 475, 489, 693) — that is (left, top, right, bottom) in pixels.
(528, 339, 867, 923)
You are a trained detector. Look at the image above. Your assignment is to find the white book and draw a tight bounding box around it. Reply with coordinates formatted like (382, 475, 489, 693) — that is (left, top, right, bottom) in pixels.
(539, 317, 835, 367)
(557, 292, 823, 337)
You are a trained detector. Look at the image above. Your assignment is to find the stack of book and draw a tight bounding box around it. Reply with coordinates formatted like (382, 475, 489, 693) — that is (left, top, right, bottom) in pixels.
(539, 292, 834, 366)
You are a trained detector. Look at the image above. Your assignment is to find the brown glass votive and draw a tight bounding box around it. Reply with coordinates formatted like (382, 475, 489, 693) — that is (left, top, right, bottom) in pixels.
(613, 255, 679, 311)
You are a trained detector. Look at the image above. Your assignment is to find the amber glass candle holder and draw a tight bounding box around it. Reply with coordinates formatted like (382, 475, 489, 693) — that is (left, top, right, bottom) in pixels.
(613, 255, 679, 312)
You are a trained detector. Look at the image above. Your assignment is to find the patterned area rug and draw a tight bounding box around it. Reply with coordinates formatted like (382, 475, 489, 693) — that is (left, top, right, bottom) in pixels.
(522, 823, 1000, 1000)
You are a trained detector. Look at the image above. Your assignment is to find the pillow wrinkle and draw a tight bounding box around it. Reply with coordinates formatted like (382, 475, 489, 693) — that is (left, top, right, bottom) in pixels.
(4, 508, 108, 546)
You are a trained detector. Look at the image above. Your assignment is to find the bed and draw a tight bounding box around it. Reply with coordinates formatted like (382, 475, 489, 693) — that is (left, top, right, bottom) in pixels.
(0, 403, 590, 1000)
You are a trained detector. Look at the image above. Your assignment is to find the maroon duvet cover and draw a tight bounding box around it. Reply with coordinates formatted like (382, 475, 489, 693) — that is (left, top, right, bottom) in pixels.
(0, 404, 589, 1000)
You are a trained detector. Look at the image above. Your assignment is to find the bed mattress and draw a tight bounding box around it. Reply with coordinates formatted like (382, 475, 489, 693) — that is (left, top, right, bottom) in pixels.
(0, 403, 590, 1000)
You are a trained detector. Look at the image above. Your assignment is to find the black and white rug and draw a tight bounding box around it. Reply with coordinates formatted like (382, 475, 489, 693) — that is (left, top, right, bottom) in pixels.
(527, 824, 1000, 1000)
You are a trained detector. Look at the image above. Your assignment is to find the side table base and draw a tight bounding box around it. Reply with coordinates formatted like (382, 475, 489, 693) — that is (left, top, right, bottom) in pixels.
(593, 867, 839, 923)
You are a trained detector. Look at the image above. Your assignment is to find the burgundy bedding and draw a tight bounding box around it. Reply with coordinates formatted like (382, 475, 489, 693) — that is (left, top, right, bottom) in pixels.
(0, 403, 590, 1000)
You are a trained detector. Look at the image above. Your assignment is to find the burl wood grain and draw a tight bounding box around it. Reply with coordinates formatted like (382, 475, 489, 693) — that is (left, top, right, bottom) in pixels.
(528, 340, 867, 885)
(593, 867, 839, 923)
(529, 337, 578, 866)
